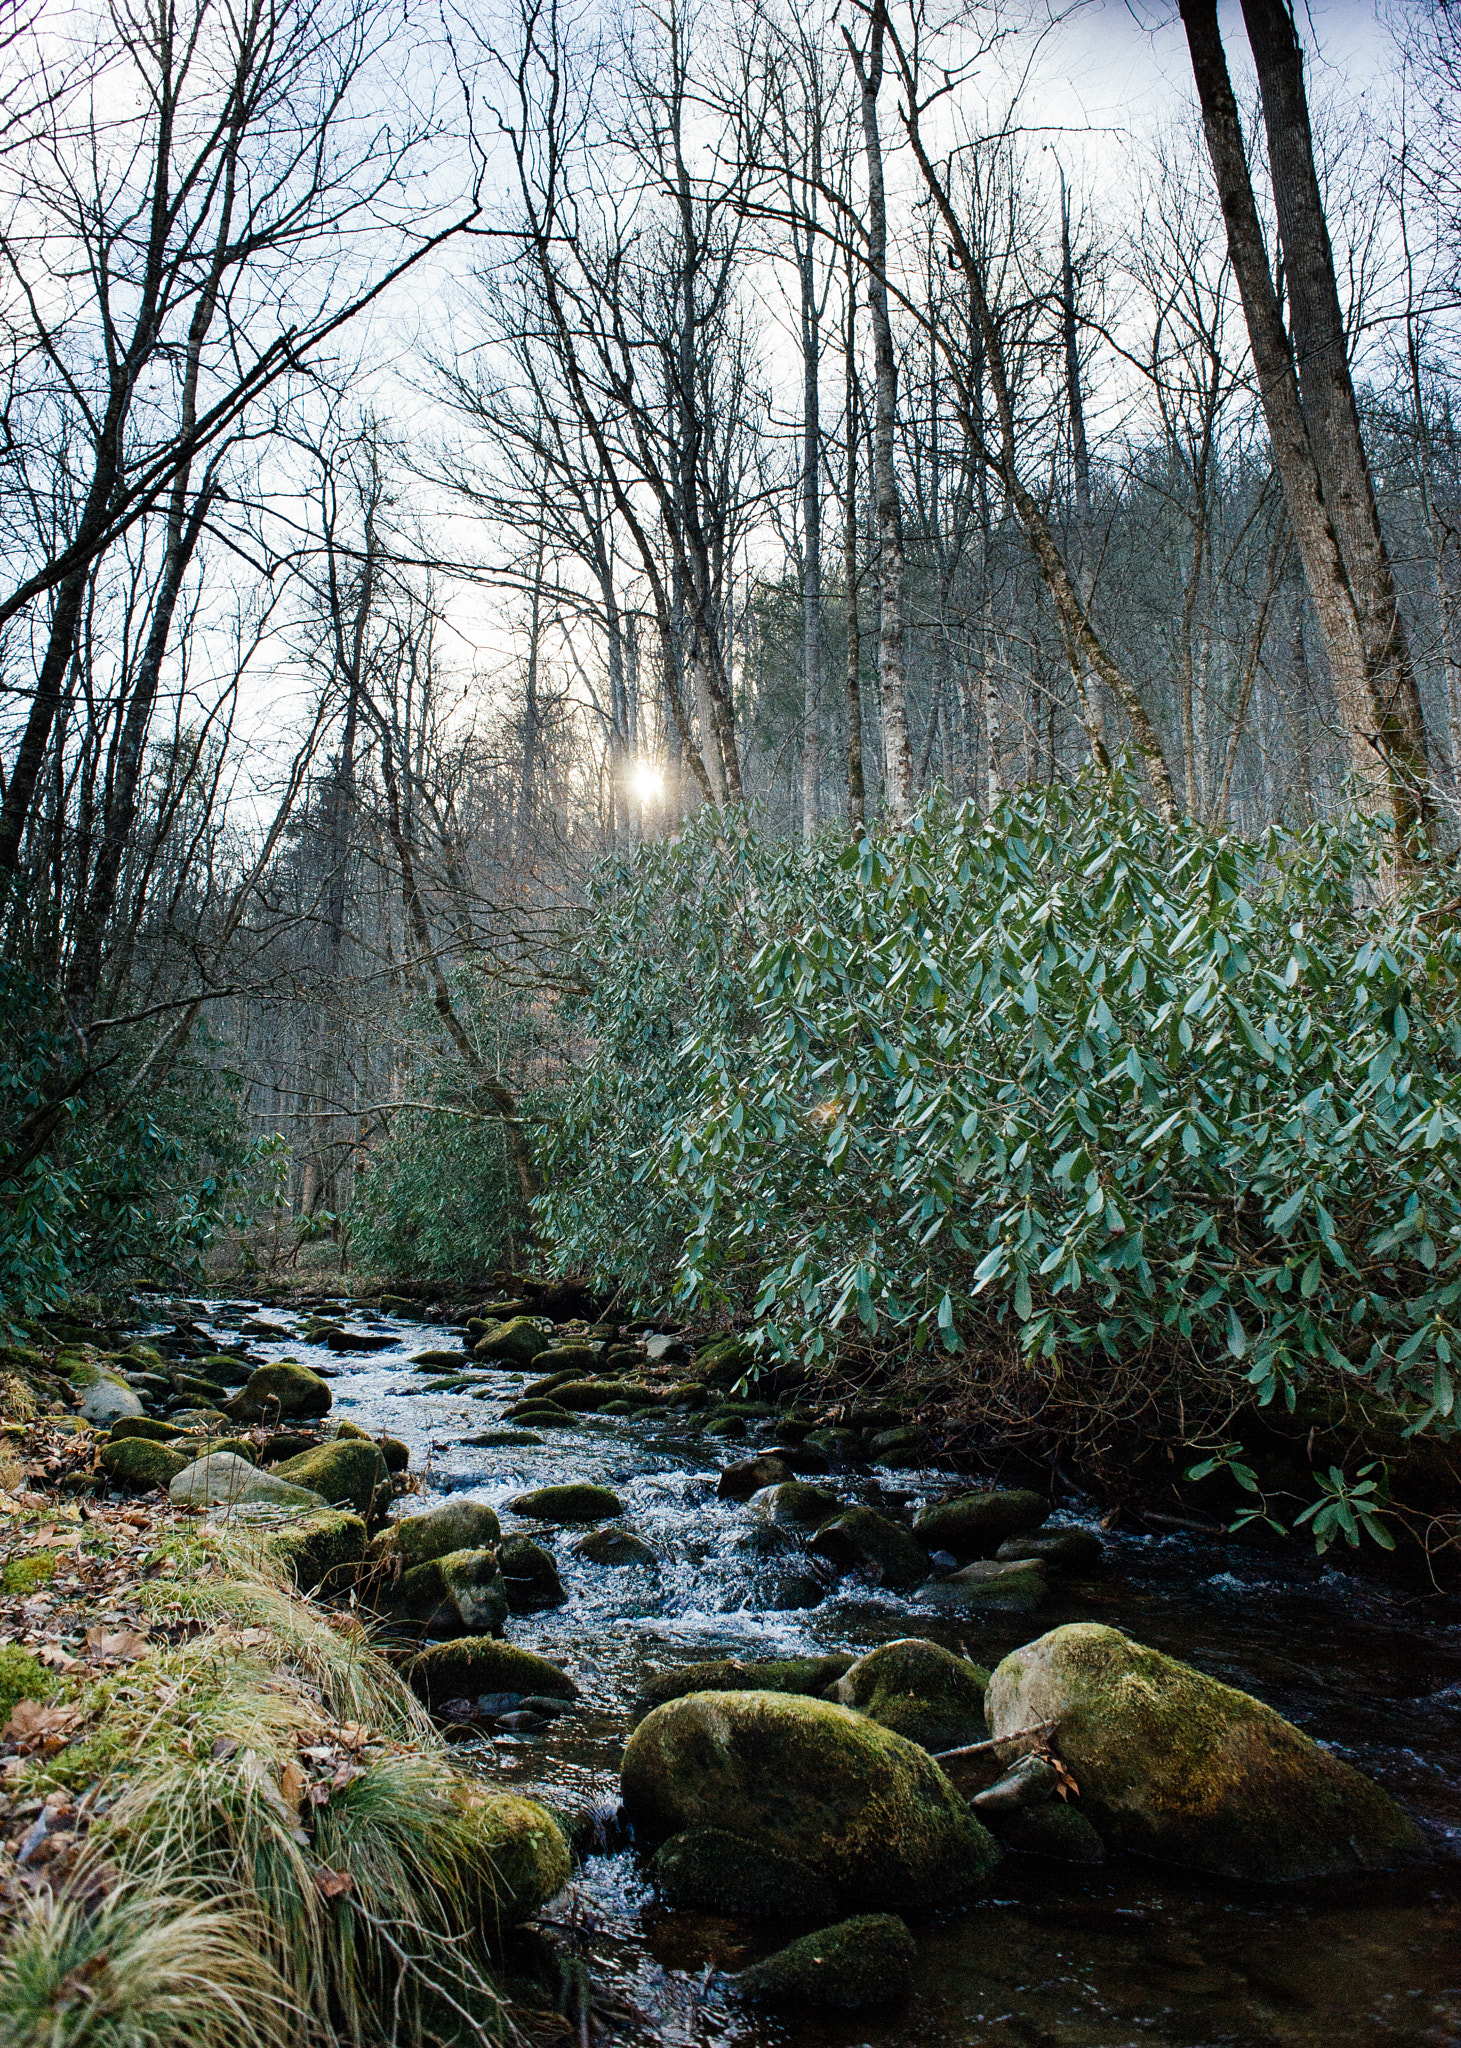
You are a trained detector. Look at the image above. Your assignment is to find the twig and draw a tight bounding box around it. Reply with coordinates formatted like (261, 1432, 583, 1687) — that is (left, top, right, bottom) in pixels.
(933, 1716, 1059, 1763)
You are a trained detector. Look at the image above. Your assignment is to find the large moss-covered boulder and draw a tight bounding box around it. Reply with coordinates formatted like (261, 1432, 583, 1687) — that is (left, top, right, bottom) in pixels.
(913, 1489, 1048, 1559)
(620, 1690, 1000, 1909)
(68, 1359, 143, 1425)
(260, 1508, 366, 1590)
(542, 1379, 623, 1412)
(809, 1507, 929, 1590)
(996, 1528, 1104, 1573)
(498, 1535, 567, 1612)
(532, 1343, 604, 1375)
(733, 1915, 916, 2010)
(407, 1638, 578, 1707)
(107, 1416, 194, 1444)
(652, 1827, 837, 1919)
(638, 1655, 855, 1718)
(985, 1624, 1425, 1881)
(387, 1549, 508, 1636)
(99, 1436, 189, 1492)
(926, 1558, 1048, 1612)
(228, 1360, 333, 1422)
(829, 1639, 988, 1753)
(271, 1438, 390, 1521)
(170, 1451, 324, 1510)
(750, 1481, 840, 1531)
(572, 1525, 657, 1568)
(507, 1483, 622, 1523)
(695, 1337, 755, 1385)
(458, 1790, 570, 1928)
(716, 1454, 792, 1501)
(195, 1353, 252, 1385)
(372, 1501, 501, 1569)
(474, 1318, 551, 1366)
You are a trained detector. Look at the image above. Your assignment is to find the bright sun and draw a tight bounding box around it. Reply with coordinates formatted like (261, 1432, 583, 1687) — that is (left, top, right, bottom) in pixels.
(630, 761, 663, 804)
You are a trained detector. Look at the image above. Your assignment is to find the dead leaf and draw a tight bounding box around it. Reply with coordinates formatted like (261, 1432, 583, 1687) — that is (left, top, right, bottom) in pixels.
(210, 1736, 241, 1762)
(314, 1868, 353, 1900)
(330, 1760, 358, 1791)
(36, 1645, 80, 1673)
(279, 1759, 308, 1813)
(4, 1700, 84, 1754)
(1049, 1756, 1081, 1802)
(84, 1626, 149, 1664)
(308, 1782, 331, 1807)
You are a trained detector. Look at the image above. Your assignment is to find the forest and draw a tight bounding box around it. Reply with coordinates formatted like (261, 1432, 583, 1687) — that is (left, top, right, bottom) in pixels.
(1, 0, 1460, 2043)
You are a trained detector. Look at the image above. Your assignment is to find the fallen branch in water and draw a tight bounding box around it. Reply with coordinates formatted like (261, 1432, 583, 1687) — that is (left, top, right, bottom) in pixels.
(933, 1717, 1059, 1763)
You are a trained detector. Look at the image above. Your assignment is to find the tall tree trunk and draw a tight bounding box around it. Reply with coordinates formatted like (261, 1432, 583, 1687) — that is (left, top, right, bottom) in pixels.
(844, 267, 867, 830)
(1059, 169, 1109, 770)
(800, 234, 822, 840)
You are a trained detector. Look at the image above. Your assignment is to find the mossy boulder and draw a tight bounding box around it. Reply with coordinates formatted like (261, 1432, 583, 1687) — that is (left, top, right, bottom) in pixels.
(716, 1454, 793, 1501)
(993, 1801, 1107, 1863)
(652, 1827, 837, 1919)
(809, 1507, 929, 1590)
(409, 1350, 467, 1368)
(572, 1526, 657, 1568)
(695, 1336, 755, 1385)
(474, 1318, 551, 1366)
(733, 1914, 916, 2010)
(169, 1451, 324, 1510)
(107, 1416, 195, 1444)
(704, 1414, 747, 1439)
(407, 1638, 578, 1707)
(372, 1500, 501, 1568)
(985, 1624, 1425, 1881)
(498, 1535, 567, 1612)
(638, 1655, 856, 1717)
(926, 1558, 1048, 1612)
(912, 1489, 1048, 1559)
(459, 1789, 570, 1928)
(387, 1548, 509, 1636)
(68, 1359, 143, 1425)
(504, 1402, 574, 1426)
(195, 1353, 252, 1385)
(532, 1343, 603, 1374)
(271, 1439, 390, 1522)
(996, 1528, 1104, 1573)
(620, 1690, 1000, 1908)
(507, 1483, 622, 1523)
(750, 1481, 840, 1531)
(99, 1436, 190, 1492)
(544, 1379, 624, 1412)
(260, 1508, 367, 1590)
(331, 1420, 407, 1473)
(829, 1639, 988, 1753)
(228, 1360, 332, 1422)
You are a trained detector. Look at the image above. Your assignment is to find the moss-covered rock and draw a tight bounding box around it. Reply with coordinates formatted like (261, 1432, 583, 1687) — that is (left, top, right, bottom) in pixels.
(543, 1379, 625, 1412)
(985, 1624, 1425, 1881)
(507, 1483, 622, 1523)
(373, 1500, 502, 1568)
(107, 1416, 196, 1444)
(474, 1318, 551, 1366)
(227, 1360, 333, 1422)
(572, 1526, 657, 1568)
(531, 1343, 603, 1374)
(804, 1427, 863, 1460)
(195, 1353, 252, 1385)
(271, 1438, 390, 1521)
(407, 1638, 578, 1707)
(503, 1402, 575, 1426)
(169, 1451, 325, 1510)
(750, 1481, 840, 1531)
(829, 1639, 988, 1753)
(992, 1801, 1107, 1863)
(620, 1690, 1000, 1908)
(926, 1558, 1048, 1612)
(716, 1454, 793, 1501)
(996, 1528, 1104, 1573)
(733, 1915, 916, 2009)
(459, 1789, 570, 1928)
(652, 1827, 838, 1919)
(638, 1655, 856, 1717)
(388, 1548, 509, 1636)
(498, 1535, 567, 1612)
(695, 1337, 755, 1385)
(809, 1507, 929, 1590)
(67, 1359, 143, 1425)
(704, 1414, 748, 1439)
(409, 1350, 467, 1368)
(260, 1508, 367, 1590)
(912, 1489, 1048, 1559)
(99, 1436, 190, 1492)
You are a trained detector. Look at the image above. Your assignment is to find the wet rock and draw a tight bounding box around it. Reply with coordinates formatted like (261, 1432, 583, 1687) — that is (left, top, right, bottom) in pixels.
(532, 1343, 603, 1374)
(522, 1369, 581, 1399)
(985, 1623, 1427, 1881)
(372, 1500, 502, 1568)
(410, 1349, 466, 1368)
(766, 1442, 831, 1475)
(925, 1557, 1048, 1612)
(866, 1425, 929, 1467)
(194, 1353, 252, 1385)
(750, 1481, 840, 1531)
(70, 1361, 144, 1425)
(474, 1318, 551, 1366)
(388, 1548, 509, 1636)
(912, 1489, 1048, 1559)
(271, 1438, 390, 1522)
(996, 1528, 1104, 1573)
(717, 1454, 793, 1501)
(504, 1402, 575, 1427)
(457, 1789, 571, 1927)
(572, 1526, 657, 1568)
(323, 1327, 397, 1354)
(106, 1416, 193, 1444)
(830, 1639, 989, 1753)
(99, 1436, 189, 1491)
(259, 1508, 366, 1591)
(733, 1914, 916, 2010)
(622, 1690, 999, 1908)
(990, 1801, 1106, 1864)
(970, 1751, 1062, 1814)
(499, 1535, 568, 1612)
(803, 1427, 863, 1461)
(408, 1638, 578, 1706)
(466, 1429, 544, 1448)
(704, 1414, 748, 1439)
(638, 1655, 856, 1716)
(652, 1826, 838, 1919)
(809, 1507, 929, 1590)
(767, 1571, 827, 1610)
(227, 1360, 333, 1423)
(695, 1336, 755, 1385)
(169, 1451, 324, 1510)
(508, 1483, 623, 1523)
(546, 1379, 628, 1412)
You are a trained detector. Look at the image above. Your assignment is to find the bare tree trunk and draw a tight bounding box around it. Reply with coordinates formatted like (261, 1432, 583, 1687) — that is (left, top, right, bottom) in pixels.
(844, 267, 867, 830)
(1059, 168, 1109, 770)
(800, 229, 823, 840)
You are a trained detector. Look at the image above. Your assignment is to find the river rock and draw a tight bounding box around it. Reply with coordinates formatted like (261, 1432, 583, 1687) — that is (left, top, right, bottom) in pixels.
(925, 1557, 1048, 1612)
(504, 1402, 575, 1427)
(733, 1914, 916, 2010)
(829, 1639, 989, 1753)
(227, 1361, 333, 1422)
(323, 1327, 397, 1354)
(750, 1481, 840, 1531)
(372, 1500, 502, 1568)
(99, 1436, 189, 1491)
(458, 1789, 571, 1927)
(705, 1414, 747, 1439)
(652, 1826, 838, 1919)
(695, 1337, 755, 1385)
(388, 1548, 508, 1636)
(508, 1483, 622, 1522)
(620, 1690, 1000, 1908)
(498, 1535, 567, 1612)
(195, 1353, 252, 1385)
(913, 1489, 1048, 1558)
(809, 1507, 929, 1590)
(532, 1343, 603, 1374)
(70, 1361, 144, 1425)
(717, 1454, 793, 1501)
(985, 1623, 1426, 1881)
(573, 1526, 657, 1567)
(545, 1379, 627, 1412)
(992, 1801, 1107, 1864)
(638, 1655, 856, 1716)
(271, 1438, 390, 1522)
(996, 1528, 1104, 1573)
(407, 1638, 578, 1706)
(259, 1508, 366, 1591)
(866, 1425, 928, 1468)
(474, 1318, 551, 1365)
(804, 1427, 863, 1460)
(410, 1349, 466, 1368)
(169, 1452, 325, 1510)
(106, 1416, 194, 1444)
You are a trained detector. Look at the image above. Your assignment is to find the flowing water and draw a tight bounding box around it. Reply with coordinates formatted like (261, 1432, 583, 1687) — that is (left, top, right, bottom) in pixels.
(181, 1299, 1461, 2048)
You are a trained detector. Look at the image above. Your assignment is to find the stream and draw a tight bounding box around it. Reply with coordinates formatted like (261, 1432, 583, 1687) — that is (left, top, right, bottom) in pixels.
(172, 1297, 1461, 2048)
